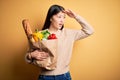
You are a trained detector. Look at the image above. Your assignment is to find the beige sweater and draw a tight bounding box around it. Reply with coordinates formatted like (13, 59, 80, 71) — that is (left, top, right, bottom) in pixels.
(25, 15, 94, 75)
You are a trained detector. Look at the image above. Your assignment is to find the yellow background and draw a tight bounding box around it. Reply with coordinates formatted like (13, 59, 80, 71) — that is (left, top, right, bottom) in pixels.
(0, 0, 120, 80)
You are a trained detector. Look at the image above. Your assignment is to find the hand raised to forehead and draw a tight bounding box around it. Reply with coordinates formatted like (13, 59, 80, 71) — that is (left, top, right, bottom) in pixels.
(63, 9, 77, 18)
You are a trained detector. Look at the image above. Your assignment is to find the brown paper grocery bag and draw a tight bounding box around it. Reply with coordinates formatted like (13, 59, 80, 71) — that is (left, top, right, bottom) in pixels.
(22, 19, 57, 70)
(29, 39, 58, 70)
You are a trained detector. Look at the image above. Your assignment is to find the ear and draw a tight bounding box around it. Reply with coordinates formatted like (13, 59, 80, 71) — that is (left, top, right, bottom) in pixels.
(50, 18, 52, 22)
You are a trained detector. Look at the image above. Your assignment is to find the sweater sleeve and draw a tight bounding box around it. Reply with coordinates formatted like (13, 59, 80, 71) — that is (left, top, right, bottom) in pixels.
(25, 51, 34, 64)
(73, 15, 94, 41)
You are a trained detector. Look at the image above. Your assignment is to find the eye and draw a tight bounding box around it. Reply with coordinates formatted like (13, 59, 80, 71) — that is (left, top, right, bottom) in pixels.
(57, 15, 66, 19)
(57, 15, 62, 18)
(64, 16, 66, 19)
(58, 16, 61, 18)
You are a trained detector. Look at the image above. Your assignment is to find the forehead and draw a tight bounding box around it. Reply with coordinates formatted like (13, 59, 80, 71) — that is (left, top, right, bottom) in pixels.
(56, 11, 65, 16)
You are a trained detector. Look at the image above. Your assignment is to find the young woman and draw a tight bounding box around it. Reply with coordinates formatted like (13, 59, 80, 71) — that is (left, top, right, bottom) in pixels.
(25, 4, 94, 80)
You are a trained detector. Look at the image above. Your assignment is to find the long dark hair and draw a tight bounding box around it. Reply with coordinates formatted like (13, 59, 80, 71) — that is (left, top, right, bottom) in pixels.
(42, 4, 65, 30)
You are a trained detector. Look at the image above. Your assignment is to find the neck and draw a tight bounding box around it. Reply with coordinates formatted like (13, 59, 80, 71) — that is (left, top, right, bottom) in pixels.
(48, 25, 59, 33)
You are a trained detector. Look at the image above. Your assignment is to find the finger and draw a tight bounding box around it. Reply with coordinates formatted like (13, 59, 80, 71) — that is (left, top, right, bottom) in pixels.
(41, 53, 49, 58)
(36, 56, 45, 60)
(38, 52, 48, 57)
(67, 9, 73, 12)
(62, 10, 66, 13)
(36, 56, 47, 61)
(43, 52, 49, 57)
(65, 9, 72, 13)
(37, 58, 44, 61)
(63, 9, 69, 13)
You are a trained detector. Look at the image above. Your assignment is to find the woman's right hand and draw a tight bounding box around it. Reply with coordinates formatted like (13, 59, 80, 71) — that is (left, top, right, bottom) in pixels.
(30, 50, 49, 61)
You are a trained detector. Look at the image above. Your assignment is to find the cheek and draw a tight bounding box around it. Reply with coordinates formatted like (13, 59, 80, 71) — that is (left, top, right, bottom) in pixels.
(51, 20, 59, 27)
(52, 19, 59, 24)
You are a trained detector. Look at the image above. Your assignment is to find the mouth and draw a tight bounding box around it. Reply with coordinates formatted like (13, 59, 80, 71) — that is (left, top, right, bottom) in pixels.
(59, 23, 63, 26)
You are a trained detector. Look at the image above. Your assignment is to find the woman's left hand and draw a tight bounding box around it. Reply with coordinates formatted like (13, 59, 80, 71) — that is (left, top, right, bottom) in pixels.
(63, 9, 77, 18)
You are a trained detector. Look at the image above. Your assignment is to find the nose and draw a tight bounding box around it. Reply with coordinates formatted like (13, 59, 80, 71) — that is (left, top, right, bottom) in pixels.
(60, 17, 65, 23)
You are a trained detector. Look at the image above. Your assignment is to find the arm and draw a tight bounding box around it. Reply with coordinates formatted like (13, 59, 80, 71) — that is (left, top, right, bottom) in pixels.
(25, 50, 49, 63)
(64, 9, 94, 35)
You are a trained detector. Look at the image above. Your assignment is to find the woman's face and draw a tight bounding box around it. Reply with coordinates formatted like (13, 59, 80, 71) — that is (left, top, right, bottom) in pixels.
(50, 11, 65, 30)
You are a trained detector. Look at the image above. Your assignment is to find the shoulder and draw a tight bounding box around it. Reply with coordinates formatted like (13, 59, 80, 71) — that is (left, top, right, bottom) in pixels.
(62, 28, 74, 33)
(61, 28, 77, 37)
(62, 28, 78, 34)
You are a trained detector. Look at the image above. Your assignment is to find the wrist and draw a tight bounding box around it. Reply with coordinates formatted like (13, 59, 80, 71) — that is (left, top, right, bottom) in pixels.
(74, 15, 85, 24)
(27, 53, 32, 60)
(74, 14, 80, 20)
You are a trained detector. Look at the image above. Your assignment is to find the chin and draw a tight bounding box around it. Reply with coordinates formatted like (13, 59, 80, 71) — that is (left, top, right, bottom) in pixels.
(58, 26, 62, 29)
